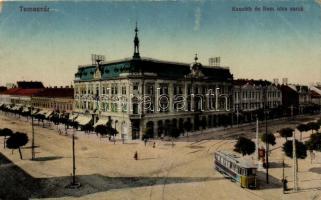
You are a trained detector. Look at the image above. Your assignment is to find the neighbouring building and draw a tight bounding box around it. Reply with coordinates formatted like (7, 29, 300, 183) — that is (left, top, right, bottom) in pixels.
(0, 82, 74, 117)
(279, 84, 312, 115)
(0, 81, 44, 106)
(31, 87, 74, 113)
(74, 25, 234, 140)
(0, 86, 7, 94)
(310, 85, 321, 107)
(233, 79, 282, 123)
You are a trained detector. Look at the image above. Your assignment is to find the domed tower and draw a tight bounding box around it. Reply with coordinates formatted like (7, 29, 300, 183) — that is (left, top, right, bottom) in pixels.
(190, 53, 204, 77)
(133, 22, 140, 59)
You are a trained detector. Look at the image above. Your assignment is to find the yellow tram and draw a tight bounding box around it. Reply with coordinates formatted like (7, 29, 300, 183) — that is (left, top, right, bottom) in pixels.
(214, 150, 257, 189)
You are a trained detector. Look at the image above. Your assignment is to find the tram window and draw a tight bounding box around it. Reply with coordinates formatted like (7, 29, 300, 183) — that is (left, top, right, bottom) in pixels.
(241, 168, 245, 175)
(248, 168, 256, 175)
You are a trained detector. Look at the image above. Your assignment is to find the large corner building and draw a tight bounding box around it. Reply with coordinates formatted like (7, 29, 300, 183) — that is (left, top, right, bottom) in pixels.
(74, 25, 234, 140)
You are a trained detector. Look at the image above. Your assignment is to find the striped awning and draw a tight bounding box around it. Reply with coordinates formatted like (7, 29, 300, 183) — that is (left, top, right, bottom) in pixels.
(93, 117, 108, 128)
(75, 115, 92, 126)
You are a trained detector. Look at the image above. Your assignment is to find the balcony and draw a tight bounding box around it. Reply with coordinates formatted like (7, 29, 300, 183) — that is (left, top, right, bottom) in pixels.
(129, 114, 142, 119)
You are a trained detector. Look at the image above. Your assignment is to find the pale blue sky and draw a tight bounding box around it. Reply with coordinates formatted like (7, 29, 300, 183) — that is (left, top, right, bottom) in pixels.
(0, 0, 320, 86)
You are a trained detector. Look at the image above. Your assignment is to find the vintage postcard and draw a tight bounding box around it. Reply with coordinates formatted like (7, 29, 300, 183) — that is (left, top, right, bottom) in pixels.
(0, 0, 320, 199)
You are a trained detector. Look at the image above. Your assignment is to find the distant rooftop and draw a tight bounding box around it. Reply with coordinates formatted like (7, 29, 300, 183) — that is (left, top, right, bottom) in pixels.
(34, 88, 74, 98)
(17, 81, 44, 89)
(233, 79, 272, 86)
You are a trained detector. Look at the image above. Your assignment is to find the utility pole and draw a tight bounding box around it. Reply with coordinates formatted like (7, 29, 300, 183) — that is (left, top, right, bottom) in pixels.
(265, 109, 269, 184)
(256, 115, 259, 162)
(72, 133, 76, 185)
(293, 132, 298, 192)
(67, 118, 80, 188)
(264, 86, 269, 184)
(31, 106, 35, 160)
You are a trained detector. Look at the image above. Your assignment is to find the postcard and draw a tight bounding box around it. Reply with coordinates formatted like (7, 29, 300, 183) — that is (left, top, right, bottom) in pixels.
(0, 1, 320, 200)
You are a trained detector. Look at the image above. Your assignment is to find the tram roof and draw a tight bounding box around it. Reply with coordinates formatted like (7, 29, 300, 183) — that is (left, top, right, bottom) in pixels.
(215, 150, 257, 169)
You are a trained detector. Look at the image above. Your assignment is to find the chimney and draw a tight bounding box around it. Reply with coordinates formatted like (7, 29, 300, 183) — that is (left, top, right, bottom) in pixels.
(209, 57, 221, 67)
(273, 78, 279, 85)
(282, 78, 288, 85)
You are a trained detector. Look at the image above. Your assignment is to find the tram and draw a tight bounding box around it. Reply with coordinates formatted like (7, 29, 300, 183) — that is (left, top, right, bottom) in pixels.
(214, 150, 257, 189)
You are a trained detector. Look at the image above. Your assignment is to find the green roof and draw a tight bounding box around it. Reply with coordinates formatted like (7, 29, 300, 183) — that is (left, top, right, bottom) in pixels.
(75, 57, 233, 82)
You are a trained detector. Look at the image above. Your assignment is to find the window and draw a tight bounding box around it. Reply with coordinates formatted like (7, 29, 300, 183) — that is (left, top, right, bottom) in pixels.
(122, 86, 126, 95)
(133, 84, 139, 90)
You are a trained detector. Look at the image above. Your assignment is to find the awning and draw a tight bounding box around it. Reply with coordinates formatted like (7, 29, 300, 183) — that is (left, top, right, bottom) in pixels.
(10, 106, 18, 111)
(93, 117, 109, 128)
(37, 110, 47, 116)
(31, 109, 39, 115)
(75, 115, 92, 126)
(45, 110, 53, 118)
(69, 113, 79, 121)
(22, 107, 30, 113)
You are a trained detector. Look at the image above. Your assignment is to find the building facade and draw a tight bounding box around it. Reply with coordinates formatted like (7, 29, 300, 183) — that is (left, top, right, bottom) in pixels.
(279, 84, 312, 115)
(233, 79, 282, 123)
(74, 26, 234, 140)
(31, 87, 74, 113)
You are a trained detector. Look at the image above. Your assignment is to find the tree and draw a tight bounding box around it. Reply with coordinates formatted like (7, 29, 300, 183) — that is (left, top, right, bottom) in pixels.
(35, 113, 46, 127)
(261, 132, 276, 146)
(305, 132, 321, 151)
(200, 118, 207, 129)
(183, 121, 192, 134)
(0, 128, 13, 149)
(296, 124, 309, 141)
(95, 125, 108, 138)
(6, 132, 29, 159)
(169, 126, 181, 145)
(306, 122, 320, 133)
(234, 136, 255, 156)
(278, 128, 294, 141)
(283, 140, 307, 159)
(143, 127, 154, 140)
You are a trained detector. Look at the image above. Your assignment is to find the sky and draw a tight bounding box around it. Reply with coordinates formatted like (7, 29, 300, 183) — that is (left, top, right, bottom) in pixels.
(0, 0, 320, 87)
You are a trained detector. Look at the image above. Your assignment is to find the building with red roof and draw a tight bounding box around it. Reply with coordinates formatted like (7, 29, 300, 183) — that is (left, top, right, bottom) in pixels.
(0, 81, 74, 113)
(31, 87, 74, 112)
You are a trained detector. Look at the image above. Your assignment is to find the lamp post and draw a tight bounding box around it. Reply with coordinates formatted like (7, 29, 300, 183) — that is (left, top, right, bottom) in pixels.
(67, 116, 80, 189)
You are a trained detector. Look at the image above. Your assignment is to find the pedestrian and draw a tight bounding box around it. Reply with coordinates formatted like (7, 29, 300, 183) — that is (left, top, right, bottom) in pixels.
(153, 142, 156, 148)
(134, 151, 138, 160)
(144, 138, 147, 146)
(282, 177, 288, 193)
